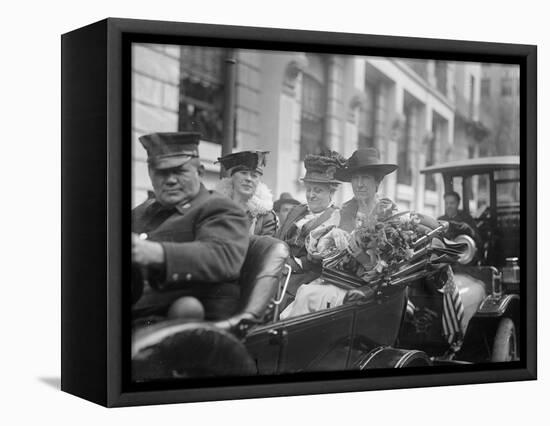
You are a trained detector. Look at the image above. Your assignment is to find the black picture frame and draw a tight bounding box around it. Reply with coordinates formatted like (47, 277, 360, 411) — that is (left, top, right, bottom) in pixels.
(61, 17, 537, 407)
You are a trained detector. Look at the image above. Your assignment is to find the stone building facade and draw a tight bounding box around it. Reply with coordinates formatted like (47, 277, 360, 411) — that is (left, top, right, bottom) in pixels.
(479, 63, 520, 156)
(131, 43, 485, 217)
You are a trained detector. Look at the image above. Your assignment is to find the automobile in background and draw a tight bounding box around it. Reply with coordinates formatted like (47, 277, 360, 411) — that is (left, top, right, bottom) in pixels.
(398, 156, 520, 363)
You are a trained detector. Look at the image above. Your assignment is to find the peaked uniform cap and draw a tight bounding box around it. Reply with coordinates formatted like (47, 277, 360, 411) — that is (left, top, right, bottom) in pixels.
(217, 151, 270, 175)
(335, 148, 398, 182)
(139, 132, 201, 170)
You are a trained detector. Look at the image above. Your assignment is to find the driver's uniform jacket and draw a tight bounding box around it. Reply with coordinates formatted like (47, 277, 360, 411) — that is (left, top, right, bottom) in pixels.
(132, 184, 250, 320)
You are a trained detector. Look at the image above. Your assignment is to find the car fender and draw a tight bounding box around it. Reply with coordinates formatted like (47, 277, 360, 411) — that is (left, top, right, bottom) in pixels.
(475, 293, 520, 318)
(454, 272, 487, 330)
(458, 294, 520, 362)
(465, 293, 520, 340)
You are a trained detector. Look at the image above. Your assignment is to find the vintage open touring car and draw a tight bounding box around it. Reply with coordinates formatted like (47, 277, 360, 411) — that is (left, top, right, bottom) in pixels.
(131, 156, 521, 381)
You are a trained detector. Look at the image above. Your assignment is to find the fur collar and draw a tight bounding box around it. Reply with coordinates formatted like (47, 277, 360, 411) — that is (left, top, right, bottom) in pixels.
(215, 178, 274, 218)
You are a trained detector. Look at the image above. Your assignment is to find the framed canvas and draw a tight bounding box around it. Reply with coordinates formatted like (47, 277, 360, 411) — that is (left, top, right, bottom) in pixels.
(61, 18, 537, 407)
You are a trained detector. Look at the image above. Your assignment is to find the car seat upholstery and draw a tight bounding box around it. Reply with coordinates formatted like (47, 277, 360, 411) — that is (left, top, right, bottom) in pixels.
(132, 236, 290, 373)
(237, 235, 289, 319)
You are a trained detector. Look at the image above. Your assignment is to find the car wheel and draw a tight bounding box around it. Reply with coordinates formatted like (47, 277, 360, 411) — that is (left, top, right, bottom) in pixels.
(491, 317, 518, 362)
(132, 322, 257, 380)
(358, 347, 432, 369)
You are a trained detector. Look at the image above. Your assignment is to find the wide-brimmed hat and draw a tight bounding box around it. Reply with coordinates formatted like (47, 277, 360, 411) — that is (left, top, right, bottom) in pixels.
(273, 193, 300, 211)
(217, 150, 270, 175)
(301, 151, 346, 184)
(334, 148, 397, 182)
(139, 132, 201, 170)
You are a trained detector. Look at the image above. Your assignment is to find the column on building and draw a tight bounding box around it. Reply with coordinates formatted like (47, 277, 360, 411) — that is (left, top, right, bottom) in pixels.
(235, 50, 261, 151)
(447, 62, 456, 104)
(413, 104, 430, 213)
(325, 56, 344, 151)
(277, 53, 308, 200)
(403, 101, 418, 211)
(340, 57, 364, 204)
(426, 60, 436, 87)
(373, 83, 388, 155)
(132, 44, 181, 206)
(412, 101, 430, 214)
(384, 82, 404, 203)
(343, 57, 365, 158)
(374, 82, 392, 198)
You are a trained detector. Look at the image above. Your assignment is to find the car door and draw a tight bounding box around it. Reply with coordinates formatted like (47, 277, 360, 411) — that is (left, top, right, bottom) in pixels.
(245, 305, 357, 375)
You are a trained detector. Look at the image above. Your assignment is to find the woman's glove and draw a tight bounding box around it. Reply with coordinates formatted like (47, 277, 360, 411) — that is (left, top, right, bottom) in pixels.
(374, 198, 398, 220)
(306, 225, 341, 260)
(306, 226, 351, 260)
(330, 227, 351, 251)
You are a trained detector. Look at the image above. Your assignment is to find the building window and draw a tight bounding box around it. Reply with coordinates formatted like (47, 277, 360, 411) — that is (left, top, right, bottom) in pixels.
(434, 61, 448, 96)
(481, 78, 490, 97)
(300, 69, 326, 159)
(178, 46, 225, 143)
(358, 82, 376, 149)
(425, 121, 437, 191)
(397, 106, 414, 186)
(405, 59, 428, 80)
(469, 75, 476, 119)
(501, 77, 513, 97)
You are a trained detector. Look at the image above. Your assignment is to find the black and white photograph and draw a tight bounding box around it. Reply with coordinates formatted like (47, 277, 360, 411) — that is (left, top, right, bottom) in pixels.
(130, 43, 524, 381)
(5, 0, 548, 422)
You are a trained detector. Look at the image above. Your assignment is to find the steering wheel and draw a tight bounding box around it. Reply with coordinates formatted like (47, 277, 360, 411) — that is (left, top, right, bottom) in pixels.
(475, 206, 490, 225)
(446, 220, 477, 240)
(474, 206, 491, 242)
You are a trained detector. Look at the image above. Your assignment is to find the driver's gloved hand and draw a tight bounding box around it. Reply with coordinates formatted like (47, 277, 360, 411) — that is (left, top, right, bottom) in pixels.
(455, 222, 471, 232)
(448, 220, 474, 237)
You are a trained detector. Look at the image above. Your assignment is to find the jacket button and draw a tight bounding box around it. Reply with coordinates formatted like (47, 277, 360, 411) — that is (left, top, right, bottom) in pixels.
(185, 273, 192, 281)
(172, 273, 179, 281)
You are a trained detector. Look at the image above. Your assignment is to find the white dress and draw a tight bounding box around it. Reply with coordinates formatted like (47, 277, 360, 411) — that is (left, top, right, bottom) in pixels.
(280, 225, 353, 319)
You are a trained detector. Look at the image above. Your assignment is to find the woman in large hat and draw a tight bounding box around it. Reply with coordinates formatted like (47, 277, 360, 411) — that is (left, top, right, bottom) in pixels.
(335, 147, 398, 231)
(216, 150, 278, 236)
(281, 148, 398, 319)
(275, 151, 346, 304)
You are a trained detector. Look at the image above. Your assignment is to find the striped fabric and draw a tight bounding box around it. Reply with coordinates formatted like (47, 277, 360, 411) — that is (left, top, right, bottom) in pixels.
(441, 266, 465, 351)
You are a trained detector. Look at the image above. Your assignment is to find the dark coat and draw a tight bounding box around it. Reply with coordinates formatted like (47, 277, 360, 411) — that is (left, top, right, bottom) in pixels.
(339, 198, 360, 233)
(339, 196, 398, 232)
(276, 204, 311, 262)
(252, 210, 278, 236)
(132, 184, 250, 320)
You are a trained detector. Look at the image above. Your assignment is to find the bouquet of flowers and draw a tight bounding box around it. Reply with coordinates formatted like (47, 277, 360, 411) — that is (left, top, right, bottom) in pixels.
(350, 211, 425, 280)
(320, 207, 428, 288)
